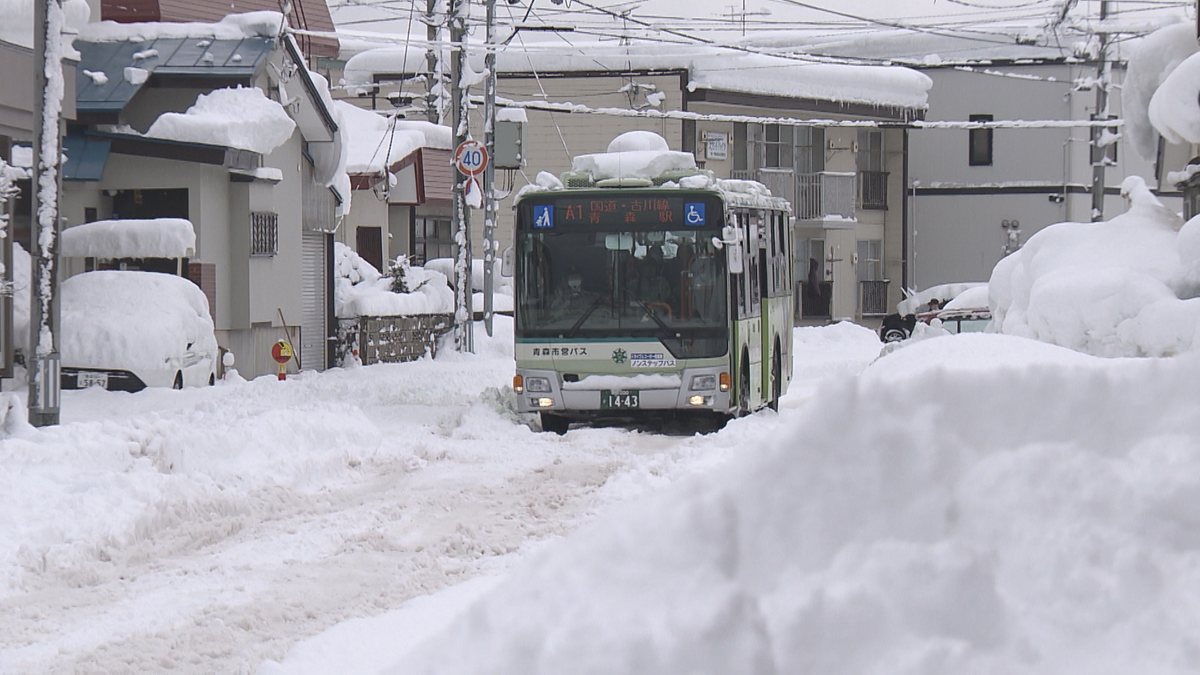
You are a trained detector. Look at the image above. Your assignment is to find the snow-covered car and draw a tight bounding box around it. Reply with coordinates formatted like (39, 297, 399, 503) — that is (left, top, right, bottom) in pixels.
(879, 283, 991, 342)
(60, 271, 219, 391)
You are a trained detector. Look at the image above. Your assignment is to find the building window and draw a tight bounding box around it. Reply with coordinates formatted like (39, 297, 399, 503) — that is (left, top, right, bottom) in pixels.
(795, 126, 825, 174)
(412, 217, 454, 266)
(732, 123, 749, 173)
(763, 124, 792, 169)
(856, 239, 883, 281)
(969, 114, 993, 166)
(251, 211, 279, 256)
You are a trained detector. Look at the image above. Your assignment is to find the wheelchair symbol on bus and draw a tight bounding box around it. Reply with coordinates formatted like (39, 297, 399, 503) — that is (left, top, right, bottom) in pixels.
(684, 202, 705, 226)
(534, 205, 554, 228)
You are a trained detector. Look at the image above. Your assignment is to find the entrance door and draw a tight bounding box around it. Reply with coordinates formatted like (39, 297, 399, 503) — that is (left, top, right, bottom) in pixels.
(356, 226, 384, 272)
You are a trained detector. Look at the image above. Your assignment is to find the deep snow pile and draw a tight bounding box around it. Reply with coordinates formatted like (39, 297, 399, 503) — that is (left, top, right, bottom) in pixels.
(333, 243, 454, 318)
(989, 176, 1200, 357)
(1122, 21, 1198, 160)
(266, 327, 1200, 675)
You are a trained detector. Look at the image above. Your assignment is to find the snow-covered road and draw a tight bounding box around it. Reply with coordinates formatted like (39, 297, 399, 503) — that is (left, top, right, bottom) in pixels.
(0, 320, 880, 673)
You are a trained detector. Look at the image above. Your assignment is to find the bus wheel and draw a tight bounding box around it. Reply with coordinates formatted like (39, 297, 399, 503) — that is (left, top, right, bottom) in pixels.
(738, 352, 752, 417)
(540, 412, 570, 435)
(769, 341, 782, 412)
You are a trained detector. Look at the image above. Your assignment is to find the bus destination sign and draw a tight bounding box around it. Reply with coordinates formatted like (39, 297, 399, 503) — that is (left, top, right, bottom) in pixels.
(530, 196, 715, 230)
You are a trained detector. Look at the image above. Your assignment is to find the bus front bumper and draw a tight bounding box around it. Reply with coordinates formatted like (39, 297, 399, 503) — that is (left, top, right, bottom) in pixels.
(514, 367, 733, 415)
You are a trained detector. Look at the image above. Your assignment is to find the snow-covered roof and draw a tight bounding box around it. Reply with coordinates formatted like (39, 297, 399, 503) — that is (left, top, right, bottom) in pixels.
(61, 218, 196, 259)
(76, 12, 286, 43)
(143, 86, 296, 155)
(344, 42, 931, 112)
(335, 101, 452, 177)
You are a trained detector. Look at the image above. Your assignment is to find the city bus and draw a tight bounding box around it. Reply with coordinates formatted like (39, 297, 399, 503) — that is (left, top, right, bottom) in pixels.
(510, 171, 794, 434)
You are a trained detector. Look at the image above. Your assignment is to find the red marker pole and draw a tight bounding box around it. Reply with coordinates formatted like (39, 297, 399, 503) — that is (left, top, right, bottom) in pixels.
(271, 340, 293, 381)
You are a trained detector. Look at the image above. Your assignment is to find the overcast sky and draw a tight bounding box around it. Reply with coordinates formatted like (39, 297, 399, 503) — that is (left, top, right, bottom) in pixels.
(328, 0, 1195, 49)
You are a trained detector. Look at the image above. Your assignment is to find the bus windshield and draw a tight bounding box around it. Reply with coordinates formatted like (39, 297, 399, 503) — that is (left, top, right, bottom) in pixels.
(516, 229, 728, 359)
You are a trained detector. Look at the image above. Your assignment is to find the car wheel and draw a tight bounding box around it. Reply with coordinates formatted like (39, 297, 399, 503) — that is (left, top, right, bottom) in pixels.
(208, 373, 216, 386)
(172, 372, 183, 390)
(881, 327, 909, 343)
(539, 411, 570, 435)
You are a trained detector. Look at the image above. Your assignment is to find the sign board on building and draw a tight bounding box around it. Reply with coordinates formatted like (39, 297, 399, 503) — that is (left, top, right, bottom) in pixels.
(704, 132, 728, 161)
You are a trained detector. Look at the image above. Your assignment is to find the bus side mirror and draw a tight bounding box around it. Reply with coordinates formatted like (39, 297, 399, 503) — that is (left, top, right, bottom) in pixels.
(501, 247, 514, 277)
(727, 242, 744, 275)
(717, 226, 744, 274)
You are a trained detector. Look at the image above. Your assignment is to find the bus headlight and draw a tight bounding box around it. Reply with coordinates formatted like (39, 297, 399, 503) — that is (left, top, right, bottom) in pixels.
(525, 376, 552, 393)
(534, 397, 555, 408)
(690, 374, 717, 391)
(688, 395, 711, 406)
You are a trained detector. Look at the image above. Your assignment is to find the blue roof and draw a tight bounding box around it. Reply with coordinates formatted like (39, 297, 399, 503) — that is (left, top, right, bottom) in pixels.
(63, 131, 111, 181)
(74, 36, 276, 114)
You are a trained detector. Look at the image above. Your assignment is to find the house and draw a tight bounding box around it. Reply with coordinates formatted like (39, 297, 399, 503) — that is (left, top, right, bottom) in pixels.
(757, 27, 1174, 292)
(62, 12, 344, 379)
(340, 42, 931, 326)
(333, 100, 453, 273)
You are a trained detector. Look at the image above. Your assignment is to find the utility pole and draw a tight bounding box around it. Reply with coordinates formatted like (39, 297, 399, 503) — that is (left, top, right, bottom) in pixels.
(1090, 0, 1110, 222)
(481, 0, 498, 337)
(449, 0, 473, 352)
(30, 0, 64, 426)
(425, 0, 440, 123)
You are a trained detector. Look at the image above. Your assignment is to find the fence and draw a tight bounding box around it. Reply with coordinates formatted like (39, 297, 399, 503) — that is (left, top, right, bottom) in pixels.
(859, 280, 890, 316)
(337, 314, 454, 366)
(859, 171, 889, 210)
(796, 172, 856, 220)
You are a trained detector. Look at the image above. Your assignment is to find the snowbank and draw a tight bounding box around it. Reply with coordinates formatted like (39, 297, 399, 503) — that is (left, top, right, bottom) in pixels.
(373, 333, 1200, 675)
(989, 176, 1200, 357)
(61, 218, 196, 259)
(145, 87, 296, 155)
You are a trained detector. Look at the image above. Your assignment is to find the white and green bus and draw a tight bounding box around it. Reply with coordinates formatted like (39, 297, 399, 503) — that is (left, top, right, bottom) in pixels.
(511, 170, 794, 434)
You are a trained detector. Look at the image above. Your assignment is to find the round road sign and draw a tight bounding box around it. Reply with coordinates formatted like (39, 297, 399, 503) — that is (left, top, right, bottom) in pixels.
(454, 140, 488, 176)
(271, 340, 294, 364)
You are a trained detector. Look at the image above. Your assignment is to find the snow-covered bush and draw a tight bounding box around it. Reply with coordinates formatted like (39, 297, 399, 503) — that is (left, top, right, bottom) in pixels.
(990, 176, 1200, 357)
(333, 242, 453, 318)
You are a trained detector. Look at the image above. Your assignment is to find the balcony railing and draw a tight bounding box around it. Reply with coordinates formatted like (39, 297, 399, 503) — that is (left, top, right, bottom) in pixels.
(859, 279, 889, 316)
(729, 170, 858, 221)
(860, 171, 889, 210)
(796, 172, 856, 220)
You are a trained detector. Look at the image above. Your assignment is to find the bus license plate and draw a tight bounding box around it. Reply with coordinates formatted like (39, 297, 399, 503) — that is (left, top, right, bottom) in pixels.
(601, 390, 640, 409)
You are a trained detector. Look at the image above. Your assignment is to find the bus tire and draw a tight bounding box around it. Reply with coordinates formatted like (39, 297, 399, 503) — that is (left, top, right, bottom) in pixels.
(540, 412, 570, 435)
(738, 351, 752, 417)
(769, 340, 781, 412)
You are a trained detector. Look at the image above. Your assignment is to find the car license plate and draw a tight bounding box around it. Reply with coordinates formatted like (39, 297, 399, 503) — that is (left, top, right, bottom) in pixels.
(600, 390, 639, 409)
(77, 371, 108, 389)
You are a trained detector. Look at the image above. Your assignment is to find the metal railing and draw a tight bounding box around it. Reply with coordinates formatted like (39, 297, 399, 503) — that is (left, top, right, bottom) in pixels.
(859, 171, 889, 210)
(796, 172, 856, 220)
(797, 280, 833, 320)
(859, 279, 889, 316)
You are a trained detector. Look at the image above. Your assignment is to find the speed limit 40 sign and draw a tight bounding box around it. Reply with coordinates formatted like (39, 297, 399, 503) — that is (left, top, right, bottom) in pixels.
(454, 140, 488, 176)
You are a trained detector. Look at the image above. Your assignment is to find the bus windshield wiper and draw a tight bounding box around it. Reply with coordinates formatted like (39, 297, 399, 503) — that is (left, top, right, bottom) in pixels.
(566, 287, 612, 337)
(629, 295, 677, 337)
